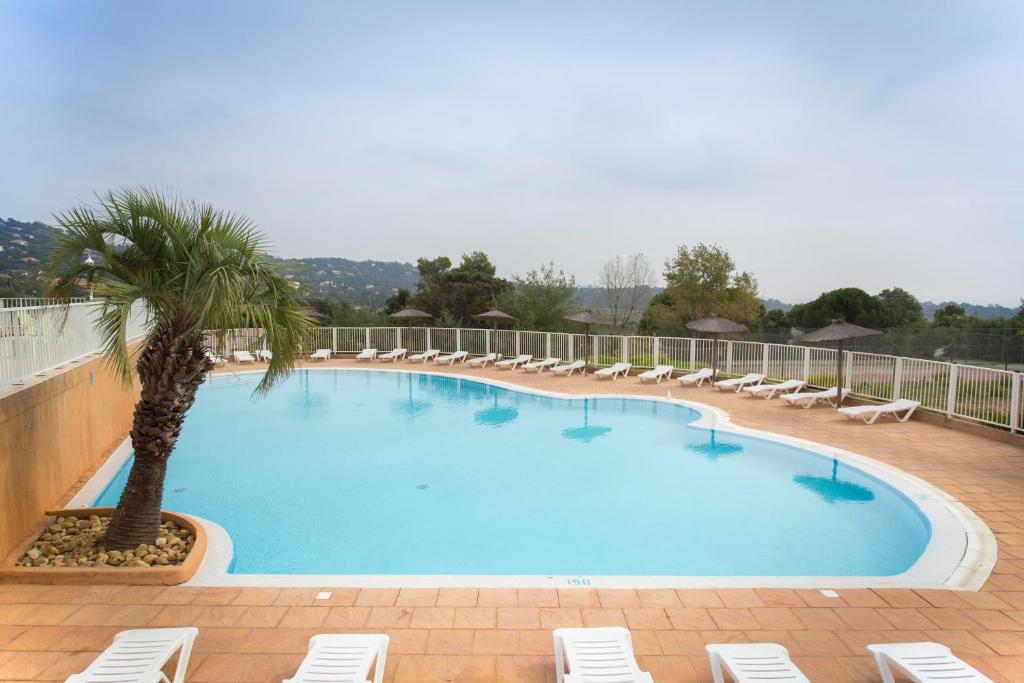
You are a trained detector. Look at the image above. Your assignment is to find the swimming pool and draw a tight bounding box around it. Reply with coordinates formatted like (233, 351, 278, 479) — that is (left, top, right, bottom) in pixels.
(92, 369, 940, 579)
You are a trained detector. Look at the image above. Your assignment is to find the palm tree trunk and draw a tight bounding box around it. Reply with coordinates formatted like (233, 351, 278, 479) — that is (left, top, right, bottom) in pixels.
(104, 321, 212, 550)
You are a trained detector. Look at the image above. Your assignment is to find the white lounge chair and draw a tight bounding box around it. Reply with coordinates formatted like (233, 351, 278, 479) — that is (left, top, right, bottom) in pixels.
(595, 362, 631, 380)
(255, 349, 273, 362)
(204, 350, 227, 366)
(496, 354, 532, 370)
(553, 627, 652, 683)
(552, 360, 587, 376)
(839, 398, 921, 424)
(781, 387, 849, 408)
(867, 642, 992, 683)
(435, 350, 468, 365)
(378, 348, 407, 362)
(677, 367, 714, 387)
(638, 365, 674, 383)
(233, 350, 256, 364)
(713, 372, 765, 392)
(355, 348, 377, 361)
(66, 627, 199, 683)
(706, 643, 810, 683)
(742, 379, 807, 400)
(310, 348, 331, 361)
(467, 352, 499, 367)
(408, 349, 440, 363)
(523, 357, 560, 373)
(284, 633, 389, 683)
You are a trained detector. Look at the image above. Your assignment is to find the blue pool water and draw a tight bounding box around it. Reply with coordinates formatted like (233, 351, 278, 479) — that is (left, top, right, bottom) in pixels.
(95, 370, 930, 576)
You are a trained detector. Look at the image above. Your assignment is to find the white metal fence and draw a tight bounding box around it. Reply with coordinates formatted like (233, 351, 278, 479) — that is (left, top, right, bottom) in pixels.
(0, 301, 148, 390)
(3, 311, 1021, 434)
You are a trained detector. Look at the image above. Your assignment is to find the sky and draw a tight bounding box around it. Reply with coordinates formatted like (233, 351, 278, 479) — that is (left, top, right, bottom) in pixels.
(1, 1, 1022, 305)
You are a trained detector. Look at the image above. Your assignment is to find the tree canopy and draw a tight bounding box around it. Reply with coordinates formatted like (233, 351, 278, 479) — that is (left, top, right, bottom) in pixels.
(787, 287, 895, 330)
(412, 251, 509, 325)
(496, 262, 577, 331)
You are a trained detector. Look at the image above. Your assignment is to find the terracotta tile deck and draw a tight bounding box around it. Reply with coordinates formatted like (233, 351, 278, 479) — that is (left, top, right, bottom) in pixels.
(2, 359, 1023, 682)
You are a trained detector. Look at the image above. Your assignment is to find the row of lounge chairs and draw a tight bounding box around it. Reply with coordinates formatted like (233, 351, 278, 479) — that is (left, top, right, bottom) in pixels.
(68, 625, 991, 682)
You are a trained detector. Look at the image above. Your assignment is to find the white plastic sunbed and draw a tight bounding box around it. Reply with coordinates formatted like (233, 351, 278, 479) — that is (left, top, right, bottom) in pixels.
(378, 348, 407, 362)
(553, 627, 653, 683)
(467, 352, 499, 367)
(638, 365, 674, 383)
(284, 633, 389, 683)
(742, 379, 807, 399)
(523, 357, 560, 373)
(355, 348, 377, 361)
(408, 349, 440, 363)
(255, 349, 272, 362)
(706, 643, 810, 683)
(595, 362, 631, 380)
(310, 348, 331, 361)
(781, 387, 849, 408)
(205, 350, 226, 366)
(496, 354, 532, 370)
(713, 372, 765, 392)
(839, 398, 921, 424)
(435, 350, 468, 365)
(233, 350, 256, 364)
(677, 367, 714, 387)
(867, 642, 992, 683)
(552, 360, 587, 376)
(66, 627, 199, 683)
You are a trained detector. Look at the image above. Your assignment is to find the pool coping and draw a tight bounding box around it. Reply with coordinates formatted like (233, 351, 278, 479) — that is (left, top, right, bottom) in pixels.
(69, 366, 997, 591)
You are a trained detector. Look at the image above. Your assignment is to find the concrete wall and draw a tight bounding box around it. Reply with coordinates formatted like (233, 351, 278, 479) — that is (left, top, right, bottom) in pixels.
(0, 355, 138, 559)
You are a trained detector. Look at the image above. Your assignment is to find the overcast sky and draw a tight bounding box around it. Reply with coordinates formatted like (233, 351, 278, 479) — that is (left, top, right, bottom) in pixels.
(1, 1, 1022, 305)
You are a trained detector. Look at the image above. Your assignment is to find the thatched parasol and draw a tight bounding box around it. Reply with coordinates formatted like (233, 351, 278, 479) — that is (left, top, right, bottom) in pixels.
(686, 316, 748, 381)
(564, 310, 612, 366)
(798, 319, 881, 409)
(389, 307, 433, 350)
(473, 309, 518, 356)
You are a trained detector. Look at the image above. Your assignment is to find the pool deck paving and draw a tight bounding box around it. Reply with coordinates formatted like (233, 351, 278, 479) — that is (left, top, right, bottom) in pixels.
(2, 358, 1023, 682)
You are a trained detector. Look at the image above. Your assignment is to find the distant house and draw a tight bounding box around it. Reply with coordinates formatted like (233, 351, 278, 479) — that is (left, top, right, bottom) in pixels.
(11, 239, 28, 246)
(21, 256, 37, 263)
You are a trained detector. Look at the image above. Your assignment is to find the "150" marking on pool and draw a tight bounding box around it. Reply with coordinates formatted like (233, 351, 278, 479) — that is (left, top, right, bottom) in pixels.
(566, 577, 592, 586)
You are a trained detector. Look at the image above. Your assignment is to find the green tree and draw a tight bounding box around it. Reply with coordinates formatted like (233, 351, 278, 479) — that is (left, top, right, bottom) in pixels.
(413, 251, 509, 325)
(876, 287, 924, 327)
(384, 288, 412, 315)
(639, 243, 760, 335)
(496, 262, 577, 331)
(46, 188, 311, 549)
(787, 288, 895, 329)
(756, 306, 790, 332)
(932, 303, 971, 327)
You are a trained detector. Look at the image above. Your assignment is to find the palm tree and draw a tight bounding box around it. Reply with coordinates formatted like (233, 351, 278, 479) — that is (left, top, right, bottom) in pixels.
(46, 188, 312, 550)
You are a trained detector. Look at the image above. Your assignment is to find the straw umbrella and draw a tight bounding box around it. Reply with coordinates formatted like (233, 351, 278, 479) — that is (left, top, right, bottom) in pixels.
(686, 316, 748, 381)
(389, 307, 433, 351)
(563, 310, 612, 367)
(798, 319, 881, 409)
(472, 309, 518, 356)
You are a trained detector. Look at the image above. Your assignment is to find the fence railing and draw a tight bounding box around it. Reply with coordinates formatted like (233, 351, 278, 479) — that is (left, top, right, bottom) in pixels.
(0, 301, 148, 391)
(0, 297, 89, 309)
(202, 325, 1023, 434)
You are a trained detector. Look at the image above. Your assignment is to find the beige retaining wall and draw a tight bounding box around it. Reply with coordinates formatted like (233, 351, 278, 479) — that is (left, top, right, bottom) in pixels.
(0, 355, 138, 560)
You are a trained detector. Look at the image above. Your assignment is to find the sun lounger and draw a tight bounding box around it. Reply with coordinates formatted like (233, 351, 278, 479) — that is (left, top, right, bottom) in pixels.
(595, 362, 631, 380)
(496, 354, 532, 370)
(781, 387, 849, 408)
(310, 348, 331, 361)
(255, 349, 272, 362)
(706, 643, 810, 683)
(839, 398, 921, 424)
(867, 642, 992, 682)
(713, 372, 765, 392)
(435, 350, 468, 365)
(523, 357, 561, 373)
(552, 360, 587, 376)
(677, 367, 714, 387)
(233, 350, 256, 364)
(742, 379, 806, 399)
(408, 349, 440, 363)
(284, 633, 389, 683)
(467, 352, 499, 367)
(378, 348, 407, 362)
(638, 365, 674, 383)
(553, 627, 653, 683)
(66, 627, 199, 683)
(355, 348, 377, 361)
(205, 350, 227, 366)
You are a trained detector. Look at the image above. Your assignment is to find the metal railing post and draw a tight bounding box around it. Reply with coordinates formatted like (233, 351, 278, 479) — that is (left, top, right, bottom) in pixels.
(946, 364, 959, 419)
(568, 334, 574, 361)
(761, 345, 769, 378)
(726, 341, 734, 375)
(892, 357, 903, 401)
(1011, 372, 1021, 434)
(456, 329, 462, 352)
(426, 328, 431, 350)
(802, 347, 810, 382)
(546, 332, 551, 359)
(689, 337, 696, 370)
(653, 337, 660, 366)
(485, 329, 490, 355)
(365, 328, 371, 349)
(332, 328, 338, 353)
(396, 327, 402, 350)
(622, 336, 629, 364)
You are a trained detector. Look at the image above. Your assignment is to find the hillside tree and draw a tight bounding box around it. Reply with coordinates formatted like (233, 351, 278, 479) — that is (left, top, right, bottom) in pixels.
(598, 253, 655, 333)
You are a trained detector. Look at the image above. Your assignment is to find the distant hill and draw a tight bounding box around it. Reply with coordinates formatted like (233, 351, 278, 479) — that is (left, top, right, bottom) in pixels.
(920, 301, 1019, 321)
(761, 298, 793, 313)
(0, 217, 60, 295)
(269, 257, 419, 307)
